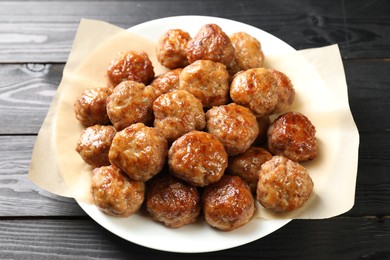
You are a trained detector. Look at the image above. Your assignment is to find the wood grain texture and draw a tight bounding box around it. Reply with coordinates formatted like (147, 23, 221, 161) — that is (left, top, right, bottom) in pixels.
(0, 136, 85, 217)
(0, 218, 389, 259)
(0, 0, 389, 62)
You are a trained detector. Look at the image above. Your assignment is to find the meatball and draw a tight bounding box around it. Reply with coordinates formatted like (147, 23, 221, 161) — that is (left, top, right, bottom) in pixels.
(179, 60, 229, 108)
(150, 68, 182, 97)
(186, 24, 235, 67)
(107, 51, 154, 87)
(230, 68, 278, 117)
(106, 80, 157, 131)
(108, 123, 168, 182)
(157, 29, 191, 69)
(168, 131, 228, 187)
(267, 112, 318, 162)
(256, 155, 314, 212)
(91, 165, 145, 217)
(202, 175, 255, 231)
(269, 69, 295, 114)
(230, 32, 265, 71)
(227, 146, 272, 193)
(75, 125, 116, 168)
(153, 90, 206, 143)
(146, 173, 201, 228)
(74, 87, 112, 127)
(206, 103, 259, 156)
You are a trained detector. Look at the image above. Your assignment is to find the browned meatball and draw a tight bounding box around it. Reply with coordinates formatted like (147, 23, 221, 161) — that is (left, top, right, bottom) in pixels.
(230, 32, 265, 71)
(106, 81, 157, 130)
(230, 68, 278, 117)
(107, 51, 154, 87)
(202, 175, 255, 231)
(269, 69, 295, 114)
(206, 103, 259, 156)
(157, 29, 191, 69)
(153, 90, 206, 143)
(186, 24, 235, 67)
(146, 173, 201, 228)
(179, 60, 229, 108)
(150, 68, 182, 97)
(227, 146, 272, 193)
(267, 112, 318, 162)
(91, 165, 145, 217)
(256, 155, 314, 212)
(108, 123, 168, 182)
(74, 87, 112, 127)
(254, 116, 271, 145)
(75, 125, 116, 168)
(168, 131, 228, 187)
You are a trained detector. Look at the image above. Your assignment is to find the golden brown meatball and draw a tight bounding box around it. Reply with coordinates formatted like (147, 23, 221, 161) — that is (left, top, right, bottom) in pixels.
(230, 68, 278, 117)
(107, 51, 154, 87)
(267, 112, 318, 162)
(179, 60, 229, 108)
(168, 131, 228, 187)
(230, 32, 265, 71)
(256, 155, 314, 212)
(91, 165, 145, 217)
(157, 29, 191, 69)
(108, 123, 168, 182)
(227, 146, 272, 193)
(75, 125, 116, 168)
(74, 87, 112, 127)
(206, 103, 259, 156)
(269, 69, 295, 114)
(186, 24, 235, 67)
(146, 173, 201, 228)
(153, 90, 206, 143)
(150, 68, 183, 97)
(106, 81, 157, 131)
(202, 175, 255, 231)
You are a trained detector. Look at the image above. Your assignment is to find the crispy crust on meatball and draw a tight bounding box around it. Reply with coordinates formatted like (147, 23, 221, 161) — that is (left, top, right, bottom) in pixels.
(91, 165, 145, 217)
(106, 80, 157, 131)
(267, 112, 318, 162)
(269, 69, 295, 114)
(227, 146, 272, 193)
(179, 60, 229, 108)
(202, 175, 255, 231)
(146, 173, 201, 228)
(256, 156, 314, 212)
(206, 103, 259, 156)
(168, 131, 228, 187)
(230, 68, 278, 117)
(108, 123, 168, 182)
(107, 51, 154, 87)
(157, 29, 191, 69)
(74, 87, 112, 127)
(76, 125, 116, 168)
(150, 68, 182, 97)
(186, 24, 235, 67)
(230, 32, 265, 71)
(153, 90, 206, 143)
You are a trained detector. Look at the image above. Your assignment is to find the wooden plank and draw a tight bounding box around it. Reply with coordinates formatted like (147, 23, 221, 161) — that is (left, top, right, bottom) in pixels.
(0, 135, 85, 216)
(0, 217, 389, 258)
(0, 0, 388, 62)
(0, 64, 62, 134)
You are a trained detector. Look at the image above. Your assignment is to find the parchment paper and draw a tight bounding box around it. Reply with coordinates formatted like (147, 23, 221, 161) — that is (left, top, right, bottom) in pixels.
(28, 19, 359, 219)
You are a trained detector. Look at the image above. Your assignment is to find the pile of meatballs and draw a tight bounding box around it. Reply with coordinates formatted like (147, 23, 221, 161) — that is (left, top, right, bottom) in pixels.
(74, 24, 318, 231)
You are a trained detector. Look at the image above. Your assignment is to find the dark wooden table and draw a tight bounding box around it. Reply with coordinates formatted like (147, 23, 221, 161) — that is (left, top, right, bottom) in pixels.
(1, 0, 389, 259)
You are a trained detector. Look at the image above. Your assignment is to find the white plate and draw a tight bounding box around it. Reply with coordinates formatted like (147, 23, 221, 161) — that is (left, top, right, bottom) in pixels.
(78, 15, 299, 253)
